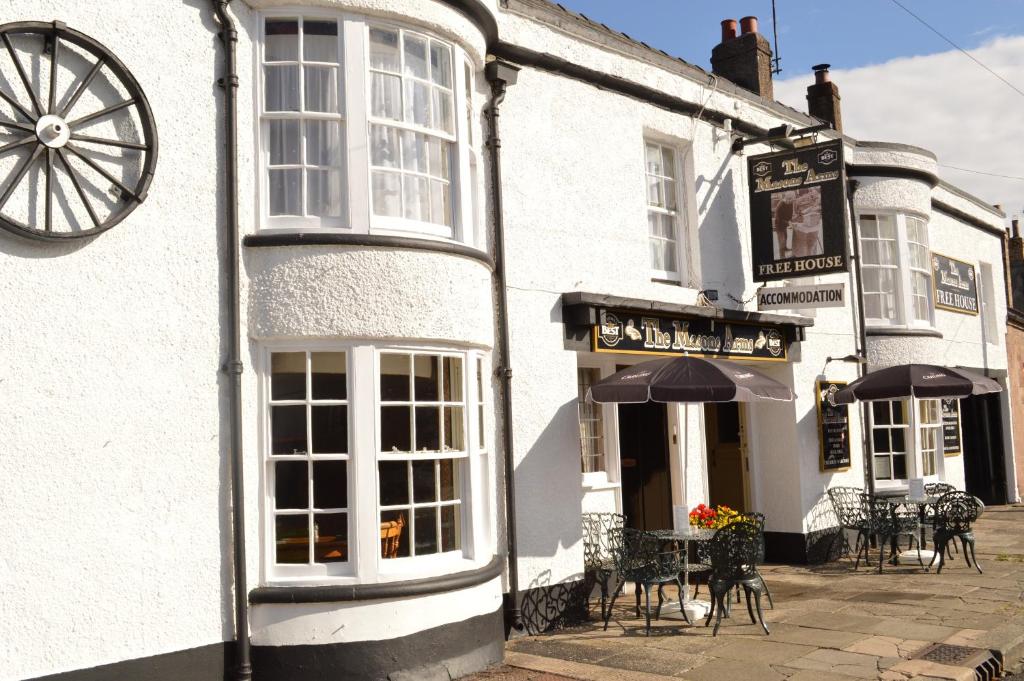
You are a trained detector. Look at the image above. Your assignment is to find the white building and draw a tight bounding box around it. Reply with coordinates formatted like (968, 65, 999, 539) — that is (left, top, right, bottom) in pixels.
(0, 1, 1015, 680)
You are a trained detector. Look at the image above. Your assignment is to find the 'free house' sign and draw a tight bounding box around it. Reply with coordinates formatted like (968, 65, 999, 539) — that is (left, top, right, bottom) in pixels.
(931, 253, 978, 315)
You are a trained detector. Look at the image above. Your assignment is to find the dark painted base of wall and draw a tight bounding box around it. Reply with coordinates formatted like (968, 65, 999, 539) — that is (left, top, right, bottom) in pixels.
(518, 578, 590, 635)
(251, 606, 504, 681)
(765, 527, 846, 565)
(25, 642, 230, 681)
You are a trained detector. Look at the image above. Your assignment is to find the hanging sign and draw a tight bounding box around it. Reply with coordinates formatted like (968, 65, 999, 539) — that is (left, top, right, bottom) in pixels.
(932, 253, 978, 315)
(941, 398, 961, 456)
(747, 140, 848, 282)
(593, 309, 787, 361)
(757, 282, 845, 311)
(816, 380, 851, 471)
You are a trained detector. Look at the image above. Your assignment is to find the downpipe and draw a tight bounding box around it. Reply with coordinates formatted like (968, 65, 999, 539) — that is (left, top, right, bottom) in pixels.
(210, 1, 252, 679)
(484, 60, 523, 635)
(846, 179, 874, 498)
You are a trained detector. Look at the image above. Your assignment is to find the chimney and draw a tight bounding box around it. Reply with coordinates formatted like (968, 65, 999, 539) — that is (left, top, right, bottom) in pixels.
(711, 16, 774, 99)
(1008, 218, 1024, 310)
(806, 64, 842, 133)
(1010, 219, 1023, 263)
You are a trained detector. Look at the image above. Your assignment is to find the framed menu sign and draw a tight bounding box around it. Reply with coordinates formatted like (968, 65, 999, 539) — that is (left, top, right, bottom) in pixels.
(932, 253, 978, 315)
(816, 380, 851, 471)
(941, 398, 961, 456)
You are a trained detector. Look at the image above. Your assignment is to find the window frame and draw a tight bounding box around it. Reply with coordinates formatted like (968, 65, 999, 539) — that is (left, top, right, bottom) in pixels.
(254, 10, 478, 247)
(576, 358, 621, 489)
(857, 210, 935, 329)
(979, 261, 999, 345)
(260, 340, 489, 585)
(643, 138, 686, 282)
(869, 397, 946, 488)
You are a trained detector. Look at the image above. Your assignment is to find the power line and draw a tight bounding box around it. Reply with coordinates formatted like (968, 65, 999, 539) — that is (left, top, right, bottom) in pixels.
(938, 164, 1024, 182)
(888, 0, 1024, 99)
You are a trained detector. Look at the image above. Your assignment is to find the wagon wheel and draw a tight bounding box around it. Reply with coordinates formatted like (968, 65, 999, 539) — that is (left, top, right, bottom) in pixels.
(0, 20, 157, 241)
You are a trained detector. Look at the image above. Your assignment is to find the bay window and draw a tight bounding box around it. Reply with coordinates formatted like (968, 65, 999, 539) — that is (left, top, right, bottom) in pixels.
(858, 212, 934, 327)
(263, 345, 488, 582)
(870, 398, 945, 483)
(258, 13, 477, 244)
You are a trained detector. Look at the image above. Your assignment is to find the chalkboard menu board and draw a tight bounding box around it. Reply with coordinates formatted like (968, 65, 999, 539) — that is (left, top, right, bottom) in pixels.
(817, 380, 851, 471)
(941, 398, 961, 456)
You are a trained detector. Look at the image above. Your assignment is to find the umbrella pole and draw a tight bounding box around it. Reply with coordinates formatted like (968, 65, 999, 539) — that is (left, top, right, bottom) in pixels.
(847, 180, 875, 498)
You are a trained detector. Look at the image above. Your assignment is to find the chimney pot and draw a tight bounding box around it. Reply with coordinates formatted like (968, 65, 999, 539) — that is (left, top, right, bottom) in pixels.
(721, 19, 737, 42)
(740, 16, 758, 34)
(1013, 218, 1020, 239)
(813, 63, 831, 84)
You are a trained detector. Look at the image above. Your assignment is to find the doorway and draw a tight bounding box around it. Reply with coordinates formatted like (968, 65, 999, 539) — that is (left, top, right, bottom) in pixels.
(705, 402, 748, 512)
(961, 393, 1007, 506)
(618, 401, 672, 530)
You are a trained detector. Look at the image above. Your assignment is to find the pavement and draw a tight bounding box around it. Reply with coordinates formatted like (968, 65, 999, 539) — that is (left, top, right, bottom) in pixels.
(462, 505, 1024, 681)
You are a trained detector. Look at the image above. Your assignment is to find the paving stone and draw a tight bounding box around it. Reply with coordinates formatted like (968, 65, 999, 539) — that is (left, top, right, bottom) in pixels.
(509, 639, 617, 665)
(782, 670, 871, 681)
(801, 647, 881, 667)
(867, 620, 958, 641)
(888, 658, 975, 681)
(942, 628, 986, 646)
(599, 646, 705, 676)
(682, 657, 785, 681)
(504, 651, 676, 681)
(843, 635, 902, 658)
(758, 623, 867, 649)
(782, 611, 885, 634)
(704, 638, 816, 664)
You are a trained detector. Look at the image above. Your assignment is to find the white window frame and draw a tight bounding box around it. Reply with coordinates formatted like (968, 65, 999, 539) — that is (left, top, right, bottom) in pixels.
(857, 210, 935, 329)
(577, 358, 622, 489)
(259, 341, 489, 585)
(870, 397, 946, 489)
(643, 138, 687, 283)
(254, 10, 478, 247)
(577, 366, 608, 477)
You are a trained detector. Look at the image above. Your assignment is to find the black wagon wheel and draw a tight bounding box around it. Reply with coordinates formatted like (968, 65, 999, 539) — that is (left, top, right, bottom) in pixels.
(0, 20, 157, 241)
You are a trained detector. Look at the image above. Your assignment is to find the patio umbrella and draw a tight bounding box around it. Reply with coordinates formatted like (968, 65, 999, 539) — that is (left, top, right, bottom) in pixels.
(588, 356, 795, 404)
(832, 364, 1001, 405)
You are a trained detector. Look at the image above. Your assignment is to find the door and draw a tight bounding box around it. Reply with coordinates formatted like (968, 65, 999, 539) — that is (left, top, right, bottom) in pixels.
(705, 402, 748, 512)
(961, 393, 1007, 505)
(618, 401, 672, 530)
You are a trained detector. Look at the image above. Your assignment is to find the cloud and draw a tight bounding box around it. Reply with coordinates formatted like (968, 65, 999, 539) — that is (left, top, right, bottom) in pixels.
(775, 35, 1024, 221)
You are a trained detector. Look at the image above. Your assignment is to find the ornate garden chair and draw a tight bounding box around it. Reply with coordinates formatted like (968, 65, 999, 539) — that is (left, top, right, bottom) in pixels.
(929, 491, 982, 574)
(704, 520, 770, 636)
(582, 512, 624, 621)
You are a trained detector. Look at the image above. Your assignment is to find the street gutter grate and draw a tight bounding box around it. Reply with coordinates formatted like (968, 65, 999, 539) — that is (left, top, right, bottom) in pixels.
(914, 644, 1002, 681)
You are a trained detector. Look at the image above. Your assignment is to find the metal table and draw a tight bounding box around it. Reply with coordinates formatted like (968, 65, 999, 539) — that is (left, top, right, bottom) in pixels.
(874, 494, 939, 565)
(650, 527, 715, 621)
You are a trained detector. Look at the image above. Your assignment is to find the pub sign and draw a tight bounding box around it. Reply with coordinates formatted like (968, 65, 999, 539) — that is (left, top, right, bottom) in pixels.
(816, 380, 851, 471)
(941, 398, 962, 456)
(747, 140, 848, 282)
(931, 253, 978, 315)
(593, 309, 787, 361)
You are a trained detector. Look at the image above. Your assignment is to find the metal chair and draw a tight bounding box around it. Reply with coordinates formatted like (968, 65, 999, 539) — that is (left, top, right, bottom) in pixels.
(827, 486, 869, 562)
(704, 521, 770, 636)
(582, 512, 624, 621)
(856, 495, 924, 573)
(734, 512, 773, 609)
(923, 482, 958, 559)
(603, 528, 687, 635)
(929, 491, 983, 574)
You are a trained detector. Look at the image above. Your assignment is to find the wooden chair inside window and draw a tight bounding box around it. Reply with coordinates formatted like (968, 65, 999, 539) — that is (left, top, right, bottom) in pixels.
(380, 513, 406, 559)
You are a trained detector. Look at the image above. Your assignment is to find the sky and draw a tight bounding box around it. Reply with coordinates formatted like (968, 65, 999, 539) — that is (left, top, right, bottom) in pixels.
(557, 0, 1024, 220)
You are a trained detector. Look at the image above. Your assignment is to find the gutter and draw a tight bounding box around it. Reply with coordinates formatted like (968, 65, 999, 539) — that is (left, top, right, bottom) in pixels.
(484, 59, 524, 634)
(210, 2, 252, 679)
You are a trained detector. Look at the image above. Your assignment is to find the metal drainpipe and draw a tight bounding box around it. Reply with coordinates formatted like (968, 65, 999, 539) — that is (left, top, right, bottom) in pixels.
(211, 2, 252, 679)
(846, 179, 874, 498)
(484, 59, 523, 634)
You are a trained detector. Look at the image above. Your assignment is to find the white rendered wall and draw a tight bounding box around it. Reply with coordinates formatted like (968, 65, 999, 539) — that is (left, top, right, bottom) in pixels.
(0, 2, 228, 679)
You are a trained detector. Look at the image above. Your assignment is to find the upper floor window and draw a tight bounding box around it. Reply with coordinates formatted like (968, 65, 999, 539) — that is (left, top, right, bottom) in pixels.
(644, 140, 685, 282)
(258, 14, 477, 244)
(859, 213, 933, 327)
(980, 262, 999, 345)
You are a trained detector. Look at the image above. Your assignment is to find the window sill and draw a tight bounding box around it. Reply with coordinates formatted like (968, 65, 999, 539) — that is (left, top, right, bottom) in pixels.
(243, 231, 494, 270)
(582, 477, 620, 491)
(250, 554, 503, 604)
(865, 326, 943, 339)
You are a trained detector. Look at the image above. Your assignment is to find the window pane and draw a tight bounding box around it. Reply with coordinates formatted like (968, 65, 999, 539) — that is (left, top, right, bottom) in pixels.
(651, 212, 675, 239)
(304, 65, 338, 113)
(313, 460, 347, 509)
(269, 169, 301, 216)
(370, 72, 402, 120)
(663, 177, 677, 211)
(404, 80, 431, 127)
(306, 121, 342, 170)
(661, 147, 676, 179)
(645, 143, 661, 175)
(311, 352, 346, 399)
(401, 130, 428, 173)
(369, 28, 400, 72)
(275, 460, 309, 509)
(311, 405, 347, 454)
(440, 458, 457, 500)
(404, 35, 428, 79)
(859, 216, 878, 238)
(415, 507, 439, 555)
(647, 175, 662, 207)
(268, 120, 300, 165)
(922, 450, 935, 476)
(872, 429, 890, 454)
(265, 19, 298, 62)
(306, 169, 342, 218)
(429, 139, 450, 179)
(893, 401, 908, 424)
(272, 352, 305, 400)
(877, 214, 897, 239)
(430, 180, 451, 227)
(370, 125, 400, 168)
(372, 171, 402, 217)
(432, 88, 453, 134)
(380, 406, 411, 451)
(380, 354, 411, 400)
(276, 515, 308, 564)
(893, 454, 907, 479)
(412, 460, 436, 502)
(303, 20, 339, 62)
(891, 428, 906, 453)
(265, 65, 300, 112)
(441, 505, 459, 552)
(380, 510, 409, 558)
(872, 401, 889, 425)
(861, 241, 879, 266)
(429, 42, 452, 87)
(864, 294, 881, 320)
(443, 357, 463, 401)
(379, 461, 409, 505)
(415, 406, 441, 451)
(403, 175, 430, 221)
(873, 456, 892, 480)
(444, 406, 464, 451)
(272, 405, 307, 455)
(414, 355, 440, 400)
(478, 404, 485, 448)
(313, 512, 347, 562)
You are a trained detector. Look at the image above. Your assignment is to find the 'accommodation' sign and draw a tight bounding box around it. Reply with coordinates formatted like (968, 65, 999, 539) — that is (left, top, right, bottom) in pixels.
(747, 140, 849, 282)
(932, 253, 978, 315)
(593, 309, 787, 361)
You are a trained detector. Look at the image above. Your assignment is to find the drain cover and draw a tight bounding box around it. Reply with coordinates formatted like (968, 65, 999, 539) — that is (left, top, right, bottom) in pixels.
(914, 644, 1002, 681)
(921, 644, 985, 665)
